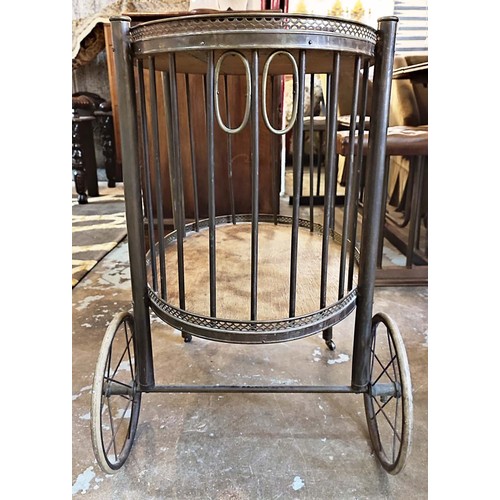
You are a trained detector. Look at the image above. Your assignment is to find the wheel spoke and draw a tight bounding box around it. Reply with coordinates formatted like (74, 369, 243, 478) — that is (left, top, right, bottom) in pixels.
(103, 351, 119, 462)
(104, 377, 133, 390)
(105, 395, 119, 462)
(371, 391, 402, 444)
(392, 389, 399, 462)
(123, 320, 136, 382)
(372, 394, 393, 417)
(110, 327, 135, 382)
(104, 396, 133, 460)
(369, 328, 377, 376)
(372, 352, 397, 386)
(387, 329, 400, 386)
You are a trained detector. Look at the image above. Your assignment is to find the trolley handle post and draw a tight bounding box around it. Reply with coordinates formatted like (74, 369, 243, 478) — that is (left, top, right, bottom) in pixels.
(110, 16, 155, 390)
(351, 16, 398, 392)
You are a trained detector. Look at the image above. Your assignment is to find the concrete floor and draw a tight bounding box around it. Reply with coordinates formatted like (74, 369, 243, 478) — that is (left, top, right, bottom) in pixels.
(72, 183, 428, 499)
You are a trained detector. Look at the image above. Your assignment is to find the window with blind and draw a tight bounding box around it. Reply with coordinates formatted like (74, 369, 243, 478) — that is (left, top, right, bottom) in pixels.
(394, 0, 428, 54)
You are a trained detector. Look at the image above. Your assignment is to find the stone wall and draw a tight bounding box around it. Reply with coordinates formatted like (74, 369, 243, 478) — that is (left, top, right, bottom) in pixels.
(72, 1, 189, 100)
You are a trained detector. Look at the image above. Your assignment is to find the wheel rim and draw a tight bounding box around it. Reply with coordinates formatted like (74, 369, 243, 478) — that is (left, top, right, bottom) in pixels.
(364, 312, 413, 474)
(91, 312, 142, 474)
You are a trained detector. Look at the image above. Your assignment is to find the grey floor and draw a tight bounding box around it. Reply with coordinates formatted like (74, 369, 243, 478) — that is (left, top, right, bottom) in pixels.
(72, 181, 428, 499)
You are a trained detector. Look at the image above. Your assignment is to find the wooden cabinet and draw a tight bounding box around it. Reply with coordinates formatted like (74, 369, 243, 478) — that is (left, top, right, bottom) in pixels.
(104, 23, 123, 181)
(103, 14, 281, 220)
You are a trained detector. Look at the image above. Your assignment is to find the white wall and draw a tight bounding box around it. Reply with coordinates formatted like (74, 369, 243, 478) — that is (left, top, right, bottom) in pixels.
(287, 0, 395, 28)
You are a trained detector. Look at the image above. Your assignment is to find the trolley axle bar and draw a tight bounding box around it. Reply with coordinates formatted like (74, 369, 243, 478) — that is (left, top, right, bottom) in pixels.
(145, 384, 360, 394)
(103, 381, 401, 397)
(105, 382, 400, 397)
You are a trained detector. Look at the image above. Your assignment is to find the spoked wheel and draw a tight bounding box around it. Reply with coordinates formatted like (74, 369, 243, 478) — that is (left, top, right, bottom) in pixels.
(364, 312, 413, 474)
(91, 311, 142, 474)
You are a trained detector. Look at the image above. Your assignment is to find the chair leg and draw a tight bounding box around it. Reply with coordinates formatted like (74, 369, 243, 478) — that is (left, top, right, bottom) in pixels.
(79, 118, 99, 197)
(415, 158, 428, 251)
(102, 114, 117, 188)
(406, 156, 425, 268)
(72, 120, 88, 204)
(386, 161, 412, 228)
(377, 156, 391, 268)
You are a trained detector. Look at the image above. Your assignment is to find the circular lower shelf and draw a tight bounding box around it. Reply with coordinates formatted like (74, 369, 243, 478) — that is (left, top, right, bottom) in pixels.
(147, 214, 358, 344)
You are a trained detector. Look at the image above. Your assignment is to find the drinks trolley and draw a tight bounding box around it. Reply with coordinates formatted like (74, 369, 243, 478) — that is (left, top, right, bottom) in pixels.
(91, 12, 413, 476)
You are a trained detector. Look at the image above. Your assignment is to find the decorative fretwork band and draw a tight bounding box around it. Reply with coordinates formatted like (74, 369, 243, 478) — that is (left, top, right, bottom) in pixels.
(148, 285, 357, 336)
(130, 13, 377, 45)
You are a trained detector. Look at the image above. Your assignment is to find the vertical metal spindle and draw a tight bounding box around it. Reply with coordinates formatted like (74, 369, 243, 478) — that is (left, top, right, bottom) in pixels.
(330, 163, 338, 233)
(206, 51, 217, 317)
(316, 131, 323, 197)
(110, 16, 154, 390)
(271, 75, 280, 225)
(309, 73, 315, 229)
(324, 73, 332, 161)
(330, 122, 339, 236)
(185, 75, 200, 232)
(339, 56, 361, 299)
(347, 58, 370, 291)
(165, 53, 186, 309)
(351, 17, 398, 392)
(148, 56, 167, 300)
(289, 50, 306, 318)
(161, 70, 177, 225)
(224, 75, 237, 224)
(321, 73, 332, 205)
(319, 52, 340, 309)
(250, 50, 260, 320)
(137, 59, 158, 293)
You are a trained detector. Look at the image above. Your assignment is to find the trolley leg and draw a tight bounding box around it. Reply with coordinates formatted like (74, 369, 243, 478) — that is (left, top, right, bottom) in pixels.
(351, 17, 398, 392)
(111, 16, 155, 390)
(322, 327, 335, 351)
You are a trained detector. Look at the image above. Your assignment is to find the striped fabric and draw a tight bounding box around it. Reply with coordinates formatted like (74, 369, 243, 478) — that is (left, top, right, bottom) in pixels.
(394, 0, 428, 54)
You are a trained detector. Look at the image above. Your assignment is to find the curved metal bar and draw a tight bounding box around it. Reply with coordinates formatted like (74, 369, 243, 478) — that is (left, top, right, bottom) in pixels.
(262, 50, 299, 135)
(214, 50, 251, 134)
(131, 13, 377, 58)
(148, 285, 357, 344)
(145, 213, 360, 344)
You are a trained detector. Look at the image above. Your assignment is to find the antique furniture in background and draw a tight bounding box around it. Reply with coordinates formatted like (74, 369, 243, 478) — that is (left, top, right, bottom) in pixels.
(336, 123, 428, 285)
(72, 92, 118, 203)
(72, 95, 98, 204)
